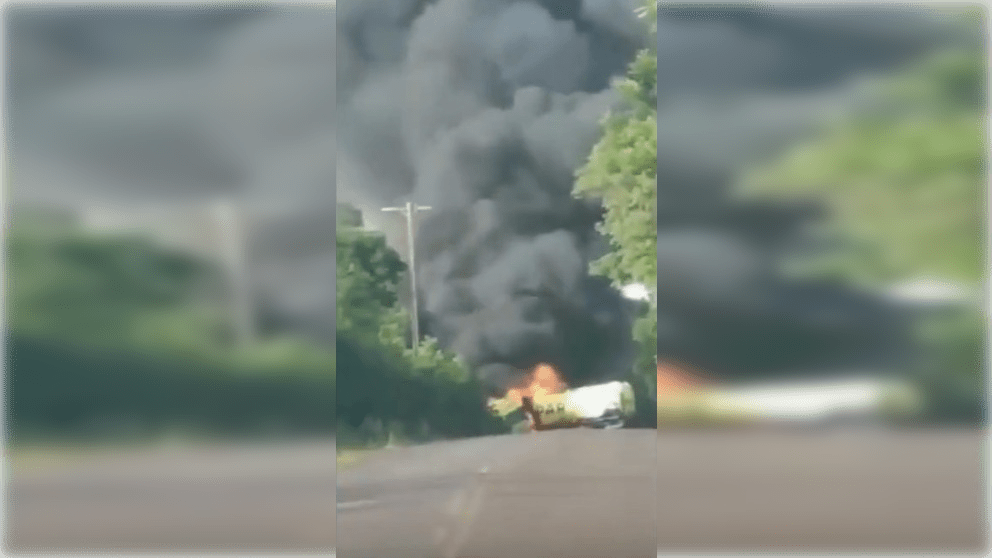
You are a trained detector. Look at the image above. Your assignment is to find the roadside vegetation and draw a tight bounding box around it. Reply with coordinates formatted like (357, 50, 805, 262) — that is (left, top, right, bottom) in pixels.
(737, 22, 986, 423)
(335, 212, 506, 450)
(6, 208, 336, 446)
(575, 0, 658, 425)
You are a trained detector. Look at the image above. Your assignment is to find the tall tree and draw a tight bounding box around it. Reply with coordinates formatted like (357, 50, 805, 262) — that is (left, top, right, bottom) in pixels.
(335, 204, 495, 442)
(573, 0, 657, 399)
(574, 0, 657, 290)
(335, 206, 408, 341)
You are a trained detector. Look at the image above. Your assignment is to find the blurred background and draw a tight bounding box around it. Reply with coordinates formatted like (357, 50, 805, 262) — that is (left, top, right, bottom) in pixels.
(4, 5, 336, 552)
(654, 4, 987, 553)
(655, 3, 985, 428)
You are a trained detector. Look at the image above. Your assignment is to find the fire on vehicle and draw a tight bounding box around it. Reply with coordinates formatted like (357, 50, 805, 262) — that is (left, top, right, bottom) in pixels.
(486, 363, 636, 432)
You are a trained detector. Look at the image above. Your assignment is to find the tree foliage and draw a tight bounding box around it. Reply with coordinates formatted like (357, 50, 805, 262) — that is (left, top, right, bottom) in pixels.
(335, 204, 503, 445)
(379, 307, 470, 383)
(573, 0, 657, 289)
(8, 210, 217, 346)
(336, 224, 407, 340)
(739, 46, 986, 287)
(6, 209, 337, 441)
(573, 0, 658, 404)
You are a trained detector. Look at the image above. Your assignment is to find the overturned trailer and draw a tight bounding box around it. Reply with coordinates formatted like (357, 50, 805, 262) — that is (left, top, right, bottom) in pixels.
(488, 381, 636, 432)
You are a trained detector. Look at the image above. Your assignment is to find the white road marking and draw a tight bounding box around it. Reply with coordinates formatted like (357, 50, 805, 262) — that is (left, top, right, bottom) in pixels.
(439, 468, 492, 558)
(336, 499, 378, 510)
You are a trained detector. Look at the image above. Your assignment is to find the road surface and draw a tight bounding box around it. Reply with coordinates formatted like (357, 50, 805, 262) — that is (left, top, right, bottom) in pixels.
(657, 427, 988, 553)
(339, 427, 985, 558)
(5, 439, 336, 553)
(337, 429, 658, 558)
(5, 428, 985, 556)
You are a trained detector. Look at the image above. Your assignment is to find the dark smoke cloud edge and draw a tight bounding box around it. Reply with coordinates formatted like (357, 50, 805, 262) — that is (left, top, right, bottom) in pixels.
(338, 0, 647, 394)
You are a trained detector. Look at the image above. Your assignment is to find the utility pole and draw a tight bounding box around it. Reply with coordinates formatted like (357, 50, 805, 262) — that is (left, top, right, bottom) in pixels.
(214, 199, 255, 348)
(382, 201, 432, 350)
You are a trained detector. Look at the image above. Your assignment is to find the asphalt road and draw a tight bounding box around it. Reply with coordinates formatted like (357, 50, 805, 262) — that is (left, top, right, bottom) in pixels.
(657, 427, 988, 553)
(5, 439, 336, 553)
(5, 428, 985, 556)
(336, 429, 658, 558)
(339, 427, 986, 558)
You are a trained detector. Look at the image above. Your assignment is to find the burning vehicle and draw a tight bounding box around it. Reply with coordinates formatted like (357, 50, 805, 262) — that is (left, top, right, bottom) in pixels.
(655, 360, 926, 427)
(487, 363, 636, 432)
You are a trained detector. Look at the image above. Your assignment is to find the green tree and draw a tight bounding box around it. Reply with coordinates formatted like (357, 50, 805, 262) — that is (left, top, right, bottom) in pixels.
(336, 204, 499, 443)
(8, 211, 216, 346)
(378, 306, 470, 382)
(739, 46, 985, 287)
(574, 0, 658, 405)
(336, 210, 407, 341)
(406, 336, 470, 383)
(6, 209, 337, 441)
(574, 0, 657, 289)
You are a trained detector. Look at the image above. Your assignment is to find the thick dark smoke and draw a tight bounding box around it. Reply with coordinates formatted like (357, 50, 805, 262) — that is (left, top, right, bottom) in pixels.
(337, 0, 647, 394)
(654, 6, 972, 381)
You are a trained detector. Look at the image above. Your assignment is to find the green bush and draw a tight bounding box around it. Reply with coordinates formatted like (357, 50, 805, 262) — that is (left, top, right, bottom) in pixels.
(5, 334, 336, 444)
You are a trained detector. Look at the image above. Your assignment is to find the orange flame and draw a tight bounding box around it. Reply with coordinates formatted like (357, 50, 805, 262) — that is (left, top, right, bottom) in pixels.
(505, 363, 568, 404)
(657, 360, 706, 395)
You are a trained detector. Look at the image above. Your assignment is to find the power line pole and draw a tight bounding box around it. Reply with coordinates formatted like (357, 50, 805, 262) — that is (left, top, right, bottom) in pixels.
(382, 201, 432, 350)
(213, 199, 255, 348)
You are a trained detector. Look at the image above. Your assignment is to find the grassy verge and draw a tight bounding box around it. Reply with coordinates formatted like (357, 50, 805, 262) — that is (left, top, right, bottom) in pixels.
(335, 431, 412, 470)
(5, 444, 142, 475)
(336, 446, 377, 470)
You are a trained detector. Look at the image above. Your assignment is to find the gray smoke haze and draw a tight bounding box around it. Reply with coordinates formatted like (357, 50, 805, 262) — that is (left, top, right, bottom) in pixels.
(653, 5, 975, 378)
(656, 5, 967, 201)
(6, 6, 337, 341)
(337, 0, 647, 393)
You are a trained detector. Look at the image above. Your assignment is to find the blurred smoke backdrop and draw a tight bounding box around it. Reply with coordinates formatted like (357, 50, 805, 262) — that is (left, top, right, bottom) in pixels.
(4, 5, 336, 552)
(655, 4, 987, 554)
(655, 4, 986, 425)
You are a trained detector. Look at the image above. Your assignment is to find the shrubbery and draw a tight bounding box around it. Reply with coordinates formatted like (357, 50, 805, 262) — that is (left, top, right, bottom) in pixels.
(6, 211, 337, 443)
(6, 334, 335, 443)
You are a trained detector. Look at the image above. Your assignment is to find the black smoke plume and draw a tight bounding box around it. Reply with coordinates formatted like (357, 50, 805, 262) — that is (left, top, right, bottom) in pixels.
(337, 0, 648, 394)
(654, 6, 971, 381)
